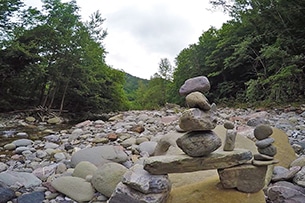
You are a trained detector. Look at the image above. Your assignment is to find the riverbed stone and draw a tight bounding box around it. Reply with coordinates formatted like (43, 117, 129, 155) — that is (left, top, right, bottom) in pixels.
(218, 164, 267, 193)
(47, 117, 61, 124)
(92, 162, 128, 197)
(179, 76, 210, 96)
(0, 171, 42, 188)
(185, 91, 211, 111)
(0, 185, 15, 203)
(51, 176, 95, 202)
(138, 141, 158, 156)
(17, 191, 45, 203)
(265, 181, 305, 202)
(0, 162, 8, 172)
(144, 149, 252, 174)
(3, 143, 16, 150)
(272, 166, 301, 182)
(25, 116, 36, 122)
(179, 108, 217, 131)
(293, 166, 305, 187)
(72, 161, 97, 179)
(12, 138, 33, 147)
(290, 155, 305, 167)
(176, 131, 222, 156)
(71, 145, 128, 167)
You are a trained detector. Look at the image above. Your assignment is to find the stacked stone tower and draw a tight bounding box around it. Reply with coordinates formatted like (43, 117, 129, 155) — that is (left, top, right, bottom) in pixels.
(252, 124, 279, 166)
(176, 76, 222, 156)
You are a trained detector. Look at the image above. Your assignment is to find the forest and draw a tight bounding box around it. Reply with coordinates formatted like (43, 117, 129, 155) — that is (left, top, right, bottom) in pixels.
(1, 0, 305, 114)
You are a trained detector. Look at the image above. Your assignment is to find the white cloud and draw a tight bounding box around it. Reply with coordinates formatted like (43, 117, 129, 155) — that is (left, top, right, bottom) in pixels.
(24, 0, 230, 79)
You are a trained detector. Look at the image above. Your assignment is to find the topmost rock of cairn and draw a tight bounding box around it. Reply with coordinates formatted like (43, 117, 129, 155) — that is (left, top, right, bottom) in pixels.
(179, 76, 210, 96)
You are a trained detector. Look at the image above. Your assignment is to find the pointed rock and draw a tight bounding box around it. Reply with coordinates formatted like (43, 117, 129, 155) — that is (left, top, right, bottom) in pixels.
(179, 108, 217, 131)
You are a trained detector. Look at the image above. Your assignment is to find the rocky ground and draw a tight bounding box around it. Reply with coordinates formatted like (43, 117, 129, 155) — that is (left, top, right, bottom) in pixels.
(0, 104, 305, 203)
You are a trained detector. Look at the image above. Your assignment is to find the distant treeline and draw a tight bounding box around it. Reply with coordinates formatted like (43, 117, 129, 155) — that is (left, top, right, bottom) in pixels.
(1, 0, 305, 113)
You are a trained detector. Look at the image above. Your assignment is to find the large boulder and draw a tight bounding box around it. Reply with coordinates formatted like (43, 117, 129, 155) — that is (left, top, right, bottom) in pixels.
(71, 145, 128, 167)
(166, 175, 266, 203)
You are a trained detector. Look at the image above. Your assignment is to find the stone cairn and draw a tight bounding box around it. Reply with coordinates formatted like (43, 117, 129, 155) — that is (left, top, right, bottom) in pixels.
(143, 75, 283, 198)
(252, 124, 279, 166)
(176, 76, 222, 156)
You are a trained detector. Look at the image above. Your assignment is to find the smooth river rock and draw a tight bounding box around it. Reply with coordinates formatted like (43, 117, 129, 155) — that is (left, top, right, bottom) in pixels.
(71, 145, 128, 167)
(185, 91, 211, 111)
(92, 162, 128, 197)
(51, 176, 95, 202)
(176, 131, 222, 156)
(179, 76, 210, 96)
(144, 149, 252, 175)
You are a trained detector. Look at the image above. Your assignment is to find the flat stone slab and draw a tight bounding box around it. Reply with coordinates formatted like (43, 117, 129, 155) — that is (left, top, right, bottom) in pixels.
(144, 149, 252, 175)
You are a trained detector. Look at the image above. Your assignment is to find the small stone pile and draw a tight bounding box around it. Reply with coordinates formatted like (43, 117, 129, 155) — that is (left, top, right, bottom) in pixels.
(176, 76, 222, 156)
(252, 124, 279, 166)
(109, 164, 171, 203)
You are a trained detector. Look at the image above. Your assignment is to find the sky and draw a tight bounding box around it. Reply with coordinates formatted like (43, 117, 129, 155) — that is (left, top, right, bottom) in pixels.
(23, 0, 230, 79)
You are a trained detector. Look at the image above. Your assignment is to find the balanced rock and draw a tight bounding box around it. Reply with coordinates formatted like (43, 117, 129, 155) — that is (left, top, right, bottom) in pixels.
(218, 164, 267, 193)
(179, 108, 217, 131)
(122, 164, 171, 194)
(144, 149, 252, 174)
(185, 92, 211, 111)
(254, 124, 273, 140)
(176, 131, 221, 157)
(257, 145, 277, 157)
(223, 122, 234, 130)
(253, 153, 274, 161)
(179, 76, 210, 96)
(223, 129, 237, 151)
(255, 137, 275, 148)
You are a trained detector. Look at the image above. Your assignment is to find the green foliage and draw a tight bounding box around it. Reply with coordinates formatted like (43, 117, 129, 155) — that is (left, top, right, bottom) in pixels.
(0, 0, 128, 113)
(170, 0, 305, 106)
